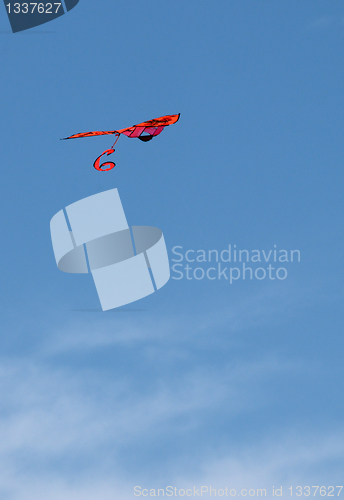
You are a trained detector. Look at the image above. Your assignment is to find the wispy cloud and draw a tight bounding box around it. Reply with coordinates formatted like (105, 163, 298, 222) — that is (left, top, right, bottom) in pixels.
(305, 16, 336, 31)
(41, 279, 307, 355)
(0, 281, 340, 499)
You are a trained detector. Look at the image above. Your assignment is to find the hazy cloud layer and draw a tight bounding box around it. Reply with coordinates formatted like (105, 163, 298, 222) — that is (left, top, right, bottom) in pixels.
(0, 285, 342, 499)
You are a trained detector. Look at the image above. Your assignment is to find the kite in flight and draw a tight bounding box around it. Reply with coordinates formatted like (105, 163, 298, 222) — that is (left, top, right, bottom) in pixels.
(62, 113, 180, 171)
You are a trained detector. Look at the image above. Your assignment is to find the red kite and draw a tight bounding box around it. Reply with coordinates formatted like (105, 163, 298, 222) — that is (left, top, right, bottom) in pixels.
(62, 113, 180, 171)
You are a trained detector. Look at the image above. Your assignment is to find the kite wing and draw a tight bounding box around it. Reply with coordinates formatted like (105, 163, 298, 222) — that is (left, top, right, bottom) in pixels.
(62, 113, 180, 141)
(62, 130, 117, 139)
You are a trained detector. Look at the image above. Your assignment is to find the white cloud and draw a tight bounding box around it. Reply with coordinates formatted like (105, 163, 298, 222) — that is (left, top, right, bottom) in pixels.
(0, 284, 339, 499)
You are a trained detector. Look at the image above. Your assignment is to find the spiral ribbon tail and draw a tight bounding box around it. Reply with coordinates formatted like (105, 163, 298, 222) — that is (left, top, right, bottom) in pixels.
(93, 149, 116, 172)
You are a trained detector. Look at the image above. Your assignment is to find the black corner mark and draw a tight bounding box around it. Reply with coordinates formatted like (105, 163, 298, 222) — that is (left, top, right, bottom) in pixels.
(3, 1, 80, 33)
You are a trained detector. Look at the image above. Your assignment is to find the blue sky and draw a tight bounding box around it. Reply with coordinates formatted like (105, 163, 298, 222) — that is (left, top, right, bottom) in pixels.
(0, 1, 344, 498)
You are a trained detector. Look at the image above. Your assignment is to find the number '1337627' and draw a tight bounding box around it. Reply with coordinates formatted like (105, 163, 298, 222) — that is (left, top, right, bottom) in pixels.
(6, 3, 62, 14)
(3, 0, 80, 33)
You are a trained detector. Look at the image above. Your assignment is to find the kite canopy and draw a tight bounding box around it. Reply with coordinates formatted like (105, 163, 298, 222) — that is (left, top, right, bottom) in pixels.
(62, 113, 180, 171)
(62, 113, 180, 142)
